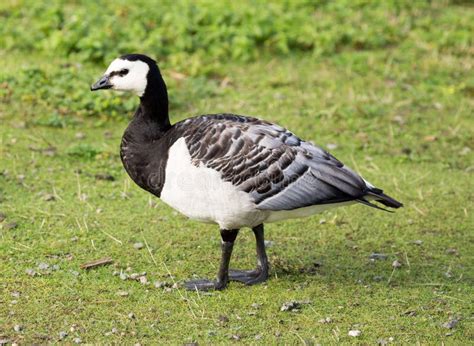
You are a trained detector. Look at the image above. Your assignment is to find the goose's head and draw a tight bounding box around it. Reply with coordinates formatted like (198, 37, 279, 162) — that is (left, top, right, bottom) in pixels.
(91, 54, 157, 97)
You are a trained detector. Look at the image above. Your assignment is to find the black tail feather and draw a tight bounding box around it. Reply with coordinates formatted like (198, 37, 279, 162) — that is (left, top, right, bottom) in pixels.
(365, 189, 403, 209)
(368, 190, 403, 208)
(357, 198, 394, 212)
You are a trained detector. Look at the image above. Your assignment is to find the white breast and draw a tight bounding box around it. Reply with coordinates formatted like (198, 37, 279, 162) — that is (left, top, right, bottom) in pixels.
(160, 138, 267, 229)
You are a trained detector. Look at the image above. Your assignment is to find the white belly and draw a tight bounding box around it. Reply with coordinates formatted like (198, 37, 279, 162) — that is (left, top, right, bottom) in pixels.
(160, 138, 267, 229)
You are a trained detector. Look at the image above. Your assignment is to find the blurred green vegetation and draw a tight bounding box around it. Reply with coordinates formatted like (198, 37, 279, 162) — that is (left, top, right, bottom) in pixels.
(1, 0, 473, 120)
(1, 0, 443, 68)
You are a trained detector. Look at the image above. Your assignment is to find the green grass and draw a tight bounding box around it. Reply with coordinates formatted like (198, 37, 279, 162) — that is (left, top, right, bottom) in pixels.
(1, 1, 473, 344)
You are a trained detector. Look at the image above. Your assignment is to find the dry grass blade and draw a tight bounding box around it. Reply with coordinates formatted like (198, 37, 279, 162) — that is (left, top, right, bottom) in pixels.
(80, 257, 114, 270)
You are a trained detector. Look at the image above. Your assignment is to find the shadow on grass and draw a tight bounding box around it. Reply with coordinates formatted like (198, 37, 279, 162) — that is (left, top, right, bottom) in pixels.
(264, 248, 459, 287)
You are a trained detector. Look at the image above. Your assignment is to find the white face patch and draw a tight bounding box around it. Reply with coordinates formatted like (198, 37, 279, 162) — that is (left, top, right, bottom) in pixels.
(105, 58, 149, 96)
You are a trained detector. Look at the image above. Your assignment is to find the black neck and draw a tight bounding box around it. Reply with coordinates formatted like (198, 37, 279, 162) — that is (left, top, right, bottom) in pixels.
(136, 65, 171, 132)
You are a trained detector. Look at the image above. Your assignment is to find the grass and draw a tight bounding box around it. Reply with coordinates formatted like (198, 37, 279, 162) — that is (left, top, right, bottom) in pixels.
(1, 2, 473, 345)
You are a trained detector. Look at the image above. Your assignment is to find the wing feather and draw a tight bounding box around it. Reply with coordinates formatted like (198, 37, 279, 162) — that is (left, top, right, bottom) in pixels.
(176, 114, 368, 211)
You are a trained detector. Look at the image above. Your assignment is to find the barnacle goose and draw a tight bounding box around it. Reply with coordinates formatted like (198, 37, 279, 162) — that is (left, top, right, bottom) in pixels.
(91, 54, 402, 291)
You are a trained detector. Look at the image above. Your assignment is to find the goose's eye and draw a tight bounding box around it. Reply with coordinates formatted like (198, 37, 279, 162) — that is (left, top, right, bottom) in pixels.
(119, 69, 129, 76)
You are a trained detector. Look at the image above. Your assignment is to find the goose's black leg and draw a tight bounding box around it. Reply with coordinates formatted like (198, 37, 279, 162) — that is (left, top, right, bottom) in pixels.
(229, 224, 269, 285)
(184, 229, 238, 291)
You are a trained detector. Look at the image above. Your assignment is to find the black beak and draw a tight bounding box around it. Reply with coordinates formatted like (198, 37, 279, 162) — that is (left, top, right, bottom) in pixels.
(90, 75, 112, 91)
